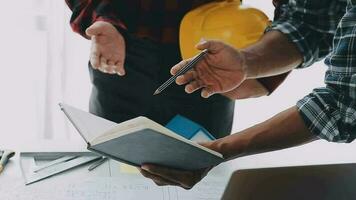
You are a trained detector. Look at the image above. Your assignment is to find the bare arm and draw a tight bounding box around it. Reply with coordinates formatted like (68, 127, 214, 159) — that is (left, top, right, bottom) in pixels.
(223, 30, 302, 99)
(222, 79, 269, 99)
(139, 106, 317, 189)
(243, 30, 303, 79)
(213, 106, 316, 160)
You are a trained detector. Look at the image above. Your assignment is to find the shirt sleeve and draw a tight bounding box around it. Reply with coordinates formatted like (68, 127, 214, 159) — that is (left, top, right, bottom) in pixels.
(295, 1, 356, 143)
(297, 84, 356, 143)
(65, 0, 127, 39)
(266, 0, 346, 68)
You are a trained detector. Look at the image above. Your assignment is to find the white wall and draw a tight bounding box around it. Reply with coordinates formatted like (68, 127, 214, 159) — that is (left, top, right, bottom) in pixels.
(0, 0, 91, 145)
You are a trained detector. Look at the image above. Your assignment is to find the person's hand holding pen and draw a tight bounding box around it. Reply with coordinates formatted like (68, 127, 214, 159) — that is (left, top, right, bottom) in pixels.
(86, 21, 126, 76)
(171, 39, 248, 98)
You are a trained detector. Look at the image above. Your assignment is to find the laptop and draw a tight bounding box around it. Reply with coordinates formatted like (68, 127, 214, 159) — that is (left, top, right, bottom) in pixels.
(221, 163, 356, 200)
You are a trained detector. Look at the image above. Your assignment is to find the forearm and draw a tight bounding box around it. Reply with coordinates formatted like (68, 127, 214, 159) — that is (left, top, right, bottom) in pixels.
(222, 80, 269, 100)
(213, 106, 317, 160)
(242, 30, 303, 79)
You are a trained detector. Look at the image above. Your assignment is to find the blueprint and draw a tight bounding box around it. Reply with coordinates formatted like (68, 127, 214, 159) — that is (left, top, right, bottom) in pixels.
(1, 159, 230, 200)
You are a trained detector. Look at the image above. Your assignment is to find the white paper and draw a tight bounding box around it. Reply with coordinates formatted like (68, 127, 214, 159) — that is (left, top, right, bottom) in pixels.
(2, 159, 229, 200)
(60, 103, 117, 142)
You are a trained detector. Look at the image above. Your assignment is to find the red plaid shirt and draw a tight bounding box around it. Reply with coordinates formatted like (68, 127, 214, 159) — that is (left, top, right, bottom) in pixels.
(65, 0, 289, 93)
(65, 0, 286, 43)
(65, 0, 222, 43)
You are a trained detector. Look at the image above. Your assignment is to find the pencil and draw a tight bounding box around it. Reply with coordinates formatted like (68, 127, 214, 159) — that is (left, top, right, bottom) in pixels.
(153, 49, 208, 95)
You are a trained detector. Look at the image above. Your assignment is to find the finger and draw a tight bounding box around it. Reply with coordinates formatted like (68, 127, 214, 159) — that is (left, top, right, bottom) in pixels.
(175, 70, 197, 85)
(89, 37, 100, 69)
(114, 60, 126, 76)
(201, 87, 215, 98)
(196, 141, 222, 156)
(86, 22, 104, 37)
(195, 40, 225, 53)
(139, 169, 178, 186)
(141, 164, 194, 189)
(91, 35, 97, 43)
(114, 44, 126, 76)
(170, 59, 191, 75)
(90, 52, 100, 69)
(197, 141, 215, 148)
(99, 57, 109, 73)
(107, 60, 116, 74)
(185, 80, 204, 94)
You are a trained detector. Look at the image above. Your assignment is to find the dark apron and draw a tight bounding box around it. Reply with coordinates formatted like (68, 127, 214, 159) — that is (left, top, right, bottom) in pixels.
(88, 34, 235, 138)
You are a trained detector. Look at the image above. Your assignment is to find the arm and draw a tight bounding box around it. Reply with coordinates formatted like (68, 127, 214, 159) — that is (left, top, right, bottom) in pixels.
(220, 30, 299, 100)
(222, 79, 269, 100)
(209, 0, 296, 100)
(140, 86, 356, 189)
(139, 106, 317, 189)
(223, 0, 294, 99)
(212, 106, 316, 159)
(138, 0, 350, 189)
(242, 30, 302, 79)
(172, 0, 345, 98)
(259, 0, 345, 72)
(145, 63, 356, 189)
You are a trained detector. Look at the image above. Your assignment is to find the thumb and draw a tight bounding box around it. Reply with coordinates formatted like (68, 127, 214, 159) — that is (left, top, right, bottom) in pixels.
(198, 141, 215, 150)
(86, 22, 104, 37)
(195, 39, 225, 53)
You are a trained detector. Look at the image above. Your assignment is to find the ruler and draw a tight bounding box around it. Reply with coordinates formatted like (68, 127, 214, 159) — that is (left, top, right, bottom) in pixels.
(25, 155, 101, 185)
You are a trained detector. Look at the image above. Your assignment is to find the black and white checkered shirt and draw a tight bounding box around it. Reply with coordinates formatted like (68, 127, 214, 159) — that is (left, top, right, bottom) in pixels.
(267, 0, 356, 142)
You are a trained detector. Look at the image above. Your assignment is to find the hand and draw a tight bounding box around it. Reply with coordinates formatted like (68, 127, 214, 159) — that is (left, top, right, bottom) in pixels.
(222, 79, 269, 100)
(171, 40, 247, 98)
(86, 21, 126, 76)
(138, 141, 220, 189)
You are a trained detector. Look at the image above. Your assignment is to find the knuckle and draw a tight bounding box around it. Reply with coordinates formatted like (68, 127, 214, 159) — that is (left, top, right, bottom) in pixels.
(98, 68, 105, 73)
(197, 79, 204, 87)
(141, 173, 149, 178)
(100, 56, 107, 61)
(90, 61, 98, 69)
(191, 70, 198, 79)
(139, 171, 149, 178)
(154, 181, 164, 186)
(182, 184, 193, 190)
(91, 50, 100, 57)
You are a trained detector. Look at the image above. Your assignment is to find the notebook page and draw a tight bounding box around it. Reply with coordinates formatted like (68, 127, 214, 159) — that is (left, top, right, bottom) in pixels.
(59, 103, 117, 143)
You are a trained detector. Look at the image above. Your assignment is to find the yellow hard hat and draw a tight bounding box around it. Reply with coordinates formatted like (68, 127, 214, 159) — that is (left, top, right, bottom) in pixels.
(180, 0, 270, 59)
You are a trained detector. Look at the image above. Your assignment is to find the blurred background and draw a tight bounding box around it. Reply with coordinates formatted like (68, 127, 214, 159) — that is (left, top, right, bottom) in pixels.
(0, 0, 354, 168)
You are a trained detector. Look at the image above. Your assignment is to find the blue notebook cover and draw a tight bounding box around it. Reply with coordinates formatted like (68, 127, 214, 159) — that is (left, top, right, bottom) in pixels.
(165, 115, 216, 141)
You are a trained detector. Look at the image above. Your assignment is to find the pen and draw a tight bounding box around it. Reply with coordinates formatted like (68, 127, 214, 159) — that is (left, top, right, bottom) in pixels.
(153, 49, 208, 95)
(0, 150, 15, 173)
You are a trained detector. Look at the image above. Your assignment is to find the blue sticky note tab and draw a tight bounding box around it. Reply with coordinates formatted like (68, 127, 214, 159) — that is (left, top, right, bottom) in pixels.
(165, 115, 216, 141)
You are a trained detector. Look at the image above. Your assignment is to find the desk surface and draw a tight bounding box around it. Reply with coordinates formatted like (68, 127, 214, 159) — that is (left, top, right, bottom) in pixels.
(0, 140, 232, 200)
(2, 137, 356, 200)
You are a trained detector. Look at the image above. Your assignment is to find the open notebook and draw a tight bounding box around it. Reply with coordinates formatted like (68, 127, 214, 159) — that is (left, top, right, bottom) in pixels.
(59, 103, 224, 170)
